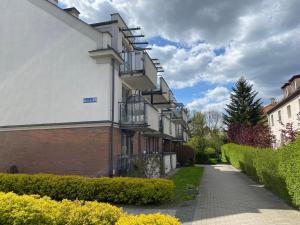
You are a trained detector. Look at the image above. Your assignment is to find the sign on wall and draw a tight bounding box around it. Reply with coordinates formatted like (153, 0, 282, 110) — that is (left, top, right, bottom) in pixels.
(83, 97, 98, 103)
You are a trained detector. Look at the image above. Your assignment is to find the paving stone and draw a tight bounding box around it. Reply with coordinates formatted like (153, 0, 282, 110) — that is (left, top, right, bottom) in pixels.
(122, 164, 300, 225)
(192, 164, 300, 225)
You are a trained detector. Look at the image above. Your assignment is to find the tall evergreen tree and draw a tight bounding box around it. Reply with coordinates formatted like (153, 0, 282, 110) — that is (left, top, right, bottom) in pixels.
(223, 77, 263, 127)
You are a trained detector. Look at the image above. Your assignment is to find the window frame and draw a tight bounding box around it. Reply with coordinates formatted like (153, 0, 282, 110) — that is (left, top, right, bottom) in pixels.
(287, 105, 292, 118)
(271, 114, 274, 126)
(278, 110, 282, 122)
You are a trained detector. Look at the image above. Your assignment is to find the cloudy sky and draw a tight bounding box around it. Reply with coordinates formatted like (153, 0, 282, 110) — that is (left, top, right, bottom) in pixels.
(59, 0, 300, 111)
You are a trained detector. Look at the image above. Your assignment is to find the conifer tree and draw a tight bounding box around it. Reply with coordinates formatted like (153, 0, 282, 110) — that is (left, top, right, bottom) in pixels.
(223, 77, 263, 127)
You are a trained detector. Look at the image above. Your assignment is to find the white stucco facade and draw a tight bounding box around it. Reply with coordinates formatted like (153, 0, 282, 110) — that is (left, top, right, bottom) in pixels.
(0, 0, 188, 177)
(0, 0, 114, 126)
(267, 76, 300, 147)
(0, 0, 187, 137)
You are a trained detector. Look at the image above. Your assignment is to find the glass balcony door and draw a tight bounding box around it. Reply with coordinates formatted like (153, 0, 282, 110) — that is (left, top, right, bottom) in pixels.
(124, 95, 145, 124)
(121, 132, 133, 156)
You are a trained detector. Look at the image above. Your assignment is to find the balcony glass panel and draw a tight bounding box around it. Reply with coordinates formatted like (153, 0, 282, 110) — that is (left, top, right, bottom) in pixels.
(120, 95, 145, 125)
(119, 51, 157, 90)
(119, 95, 159, 131)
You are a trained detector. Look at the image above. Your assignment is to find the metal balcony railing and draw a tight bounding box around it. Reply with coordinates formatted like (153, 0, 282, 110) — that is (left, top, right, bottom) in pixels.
(175, 128, 183, 140)
(119, 51, 157, 89)
(120, 51, 143, 73)
(119, 95, 159, 131)
(117, 153, 162, 177)
(171, 107, 188, 126)
(119, 95, 146, 126)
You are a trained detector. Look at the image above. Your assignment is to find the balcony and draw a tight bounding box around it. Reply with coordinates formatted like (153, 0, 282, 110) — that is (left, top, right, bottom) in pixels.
(183, 131, 188, 142)
(120, 51, 157, 90)
(175, 126, 183, 140)
(117, 153, 161, 177)
(160, 114, 176, 138)
(119, 95, 159, 132)
(142, 77, 177, 108)
(171, 106, 188, 127)
(173, 123, 188, 142)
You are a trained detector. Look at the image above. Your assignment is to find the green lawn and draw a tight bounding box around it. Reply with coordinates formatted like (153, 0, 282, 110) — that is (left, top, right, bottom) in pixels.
(169, 166, 204, 202)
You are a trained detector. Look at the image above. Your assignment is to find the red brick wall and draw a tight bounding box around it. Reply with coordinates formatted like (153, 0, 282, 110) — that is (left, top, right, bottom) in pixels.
(0, 126, 121, 177)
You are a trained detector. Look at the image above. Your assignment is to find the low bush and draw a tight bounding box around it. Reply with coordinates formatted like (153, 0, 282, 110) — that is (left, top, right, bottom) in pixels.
(0, 192, 123, 225)
(204, 147, 216, 155)
(207, 158, 217, 165)
(116, 213, 181, 225)
(195, 146, 219, 164)
(0, 192, 181, 225)
(221, 137, 300, 208)
(0, 174, 174, 205)
(195, 152, 206, 164)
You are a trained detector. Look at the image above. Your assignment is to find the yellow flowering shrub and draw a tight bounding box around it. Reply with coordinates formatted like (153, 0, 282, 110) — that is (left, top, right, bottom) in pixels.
(0, 192, 123, 225)
(116, 213, 181, 225)
(0, 192, 181, 225)
(0, 174, 174, 205)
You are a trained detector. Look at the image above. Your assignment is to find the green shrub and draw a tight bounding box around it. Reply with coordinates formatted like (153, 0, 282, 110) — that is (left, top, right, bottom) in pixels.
(207, 158, 217, 165)
(195, 152, 217, 164)
(0, 192, 182, 225)
(204, 147, 216, 155)
(0, 174, 174, 205)
(278, 139, 300, 206)
(195, 152, 209, 164)
(221, 137, 300, 208)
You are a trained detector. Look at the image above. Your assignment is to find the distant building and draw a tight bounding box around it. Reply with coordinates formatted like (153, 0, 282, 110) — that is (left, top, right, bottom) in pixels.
(267, 75, 300, 147)
(262, 99, 277, 125)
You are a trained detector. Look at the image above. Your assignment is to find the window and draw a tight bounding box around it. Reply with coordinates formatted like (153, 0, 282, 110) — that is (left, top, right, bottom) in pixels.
(278, 110, 282, 122)
(287, 105, 292, 118)
(271, 114, 274, 126)
(144, 137, 159, 154)
(121, 132, 133, 156)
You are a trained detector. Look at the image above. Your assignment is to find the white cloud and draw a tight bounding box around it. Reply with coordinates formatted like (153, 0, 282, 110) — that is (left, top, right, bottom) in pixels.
(187, 86, 230, 112)
(150, 43, 215, 89)
(59, 0, 300, 100)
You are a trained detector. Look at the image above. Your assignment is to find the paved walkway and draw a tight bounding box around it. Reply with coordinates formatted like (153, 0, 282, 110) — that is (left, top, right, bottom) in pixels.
(122, 164, 300, 225)
(192, 164, 300, 225)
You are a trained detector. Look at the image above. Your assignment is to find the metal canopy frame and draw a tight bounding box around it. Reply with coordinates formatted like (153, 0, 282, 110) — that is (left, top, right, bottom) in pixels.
(121, 27, 141, 31)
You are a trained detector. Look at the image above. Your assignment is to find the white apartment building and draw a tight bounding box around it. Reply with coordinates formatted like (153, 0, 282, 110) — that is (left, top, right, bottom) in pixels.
(0, 0, 188, 176)
(267, 75, 300, 147)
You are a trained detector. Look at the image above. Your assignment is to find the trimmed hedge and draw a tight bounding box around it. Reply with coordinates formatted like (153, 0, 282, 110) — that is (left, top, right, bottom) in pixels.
(221, 137, 300, 208)
(0, 174, 174, 205)
(0, 192, 181, 225)
(116, 213, 181, 225)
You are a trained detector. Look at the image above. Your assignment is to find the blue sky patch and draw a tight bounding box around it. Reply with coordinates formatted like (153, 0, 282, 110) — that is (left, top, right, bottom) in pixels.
(214, 47, 226, 56)
(173, 81, 233, 105)
(149, 36, 187, 49)
(58, 2, 67, 8)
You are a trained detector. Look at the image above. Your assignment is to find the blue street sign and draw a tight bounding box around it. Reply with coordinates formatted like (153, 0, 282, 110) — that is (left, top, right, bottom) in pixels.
(83, 97, 98, 103)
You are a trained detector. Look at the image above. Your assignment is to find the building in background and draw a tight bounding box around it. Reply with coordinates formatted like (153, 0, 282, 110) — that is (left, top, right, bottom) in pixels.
(267, 75, 300, 147)
(262, 98, 277, 125)
(0, 0, 188, 177)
